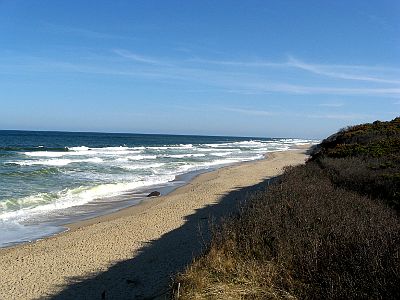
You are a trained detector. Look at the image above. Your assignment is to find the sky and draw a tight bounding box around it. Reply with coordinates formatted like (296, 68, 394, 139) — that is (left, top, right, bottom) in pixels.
(0, 0, 399, 138)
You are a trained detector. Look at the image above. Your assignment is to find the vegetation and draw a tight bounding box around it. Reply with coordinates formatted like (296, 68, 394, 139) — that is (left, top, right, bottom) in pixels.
(174, 118, 400, 299)
(314, 117, 400, 210)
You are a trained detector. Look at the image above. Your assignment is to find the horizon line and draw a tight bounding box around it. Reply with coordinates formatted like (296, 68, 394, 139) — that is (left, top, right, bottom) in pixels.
(0, 128, 308, 140)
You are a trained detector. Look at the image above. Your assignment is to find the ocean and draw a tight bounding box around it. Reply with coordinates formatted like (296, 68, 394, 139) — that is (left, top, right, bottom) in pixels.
(0, 130, 317, 247)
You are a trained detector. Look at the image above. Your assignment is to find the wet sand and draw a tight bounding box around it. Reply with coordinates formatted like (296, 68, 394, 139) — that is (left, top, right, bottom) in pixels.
(0, 148, 310, 299)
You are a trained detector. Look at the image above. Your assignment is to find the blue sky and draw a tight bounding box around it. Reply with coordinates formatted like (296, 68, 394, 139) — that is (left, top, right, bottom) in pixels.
(0, 0, 399, 138)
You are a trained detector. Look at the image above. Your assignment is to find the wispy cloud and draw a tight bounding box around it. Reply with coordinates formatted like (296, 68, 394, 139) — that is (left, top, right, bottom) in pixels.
(43, 23, 133, 40)
(360, 12, 393, 31)
(2, 49, 400, 98)
(238, 82, 400, 97)
(287, 56, 400, 84)
(306, 113, 371, 120)
(223, 107, 276, 116)
(188, 58, 284, 68)
(188, 55, 400, 85)
(222, 107, 370, 121)
(318, 103, 344, 107)
(113, 49, 166, 65)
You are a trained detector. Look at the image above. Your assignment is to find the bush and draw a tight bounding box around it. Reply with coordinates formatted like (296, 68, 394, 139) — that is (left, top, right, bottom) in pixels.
(174, 118, 400, 299)
(312, 117, 400, 211)
(175, 163, 400, 299)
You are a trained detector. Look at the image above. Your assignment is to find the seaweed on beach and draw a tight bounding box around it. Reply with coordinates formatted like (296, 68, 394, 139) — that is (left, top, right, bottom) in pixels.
(174, 117, 400, 299)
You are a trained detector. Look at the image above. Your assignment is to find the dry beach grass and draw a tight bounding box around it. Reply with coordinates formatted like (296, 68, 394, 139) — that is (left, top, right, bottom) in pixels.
(175, 118, 400, 299)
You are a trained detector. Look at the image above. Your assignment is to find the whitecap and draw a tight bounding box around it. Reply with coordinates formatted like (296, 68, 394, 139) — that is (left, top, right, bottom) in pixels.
(10, 157, 103, 166)
(126, 155, 157, 160)
(211, 152, 233, 157)
(162, 153, 206, 158)
(0, 174, 175, 222)
(123, 163, 165, 170)
(68, 146, 90, 151)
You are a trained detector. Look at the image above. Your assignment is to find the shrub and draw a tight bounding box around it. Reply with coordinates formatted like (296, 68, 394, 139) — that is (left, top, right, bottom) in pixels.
(175, 163, 400, 299)
(174, 118, 400, 299)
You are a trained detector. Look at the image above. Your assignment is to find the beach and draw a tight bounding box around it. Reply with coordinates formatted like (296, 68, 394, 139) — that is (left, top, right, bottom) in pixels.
(0, 148, 309, 299)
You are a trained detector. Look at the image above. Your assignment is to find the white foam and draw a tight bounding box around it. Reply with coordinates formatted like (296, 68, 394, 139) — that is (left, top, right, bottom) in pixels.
(85, 157, 104, 163)
(232, 140, 265, 146)
(11, 157, 103, 166)
(101, 146, 129, 151)
(100, 150, 141, 155)
(115, 157, 129, 162)
(126, 155, 157, 160)
(1, 192, 55, 214)
(203, 141, 265, 148)
(170, 156, 261, 175)
(211, 152, 233, 157)
(14, 159, 73, 166)
(123, 163, 165, 170)
(196, 147, 241, 152)
(96, 147, 143, 155)
(203, 143, 231, 148)
(25, 149, 100, 157)
(195, 148, 216, 152)
(162, 153, 206, 158)
(24, 151, 68, 158)
(0, 175, 175, 222)
(0, 221, 62, 247)
(24, 146, 143, 158)
(68, 146, 90, 151)
(147, 144, 193, 150)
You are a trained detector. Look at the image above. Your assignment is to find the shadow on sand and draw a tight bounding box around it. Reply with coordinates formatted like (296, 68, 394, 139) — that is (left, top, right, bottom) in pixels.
(46, 178, 274, 300)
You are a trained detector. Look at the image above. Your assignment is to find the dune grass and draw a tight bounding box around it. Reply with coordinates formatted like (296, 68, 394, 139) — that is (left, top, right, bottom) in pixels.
(173, 117, 400, 299)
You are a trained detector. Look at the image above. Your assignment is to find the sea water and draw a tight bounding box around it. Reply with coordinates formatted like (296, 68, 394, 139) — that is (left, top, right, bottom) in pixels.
(0, 130, 317, 247)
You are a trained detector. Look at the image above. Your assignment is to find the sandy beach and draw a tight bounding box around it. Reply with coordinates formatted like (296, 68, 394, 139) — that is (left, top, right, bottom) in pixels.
(0, 148, 309, 299)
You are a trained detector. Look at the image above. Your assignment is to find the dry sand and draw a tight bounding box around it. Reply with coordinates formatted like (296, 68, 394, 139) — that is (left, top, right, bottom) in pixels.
(0, 148, 310, 299)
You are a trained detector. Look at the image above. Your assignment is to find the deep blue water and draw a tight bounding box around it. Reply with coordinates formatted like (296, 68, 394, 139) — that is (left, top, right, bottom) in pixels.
(0, 130, 265, 150)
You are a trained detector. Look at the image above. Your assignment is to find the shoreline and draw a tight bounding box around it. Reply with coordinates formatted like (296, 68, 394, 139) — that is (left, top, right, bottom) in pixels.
(0, 167, 212, 250)
(0, 153, 267, 251)
(65, 153, 267, 232)
(66, 145, 313, 233)
(0, 147, 310, 299)
(0, 154, 261, 250)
